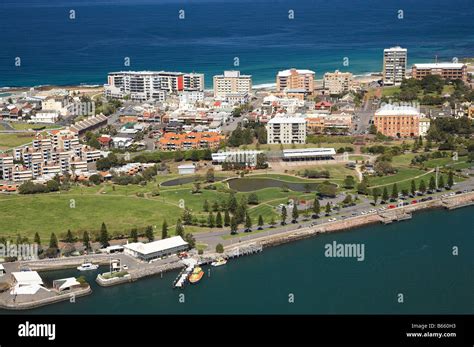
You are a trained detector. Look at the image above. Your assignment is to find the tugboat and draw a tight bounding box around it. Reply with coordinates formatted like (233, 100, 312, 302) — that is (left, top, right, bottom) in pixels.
(211, 257, 227, 267)
(77, 262, 99, 271)
(188, 267, 204, 284)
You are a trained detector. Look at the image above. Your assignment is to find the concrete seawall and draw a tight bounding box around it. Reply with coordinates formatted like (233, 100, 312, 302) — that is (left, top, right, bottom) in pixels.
(0, 286, 92, 310)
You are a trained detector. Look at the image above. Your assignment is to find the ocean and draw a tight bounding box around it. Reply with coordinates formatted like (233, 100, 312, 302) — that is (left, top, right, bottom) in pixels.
(3, 206, 472, 315)
(0, 0, 473, 88)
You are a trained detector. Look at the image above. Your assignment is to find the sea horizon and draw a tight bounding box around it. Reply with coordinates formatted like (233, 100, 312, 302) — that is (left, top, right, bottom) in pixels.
(1, 0, 473, 88)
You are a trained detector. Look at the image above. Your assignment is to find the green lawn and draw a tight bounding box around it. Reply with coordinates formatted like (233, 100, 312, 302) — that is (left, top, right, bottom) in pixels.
(0, 192, 184, 242)
(6, 123, 61, 131)
(382, 86, 400, 97)
(368, 167, 427, 187)
(0, 132, 35, 150)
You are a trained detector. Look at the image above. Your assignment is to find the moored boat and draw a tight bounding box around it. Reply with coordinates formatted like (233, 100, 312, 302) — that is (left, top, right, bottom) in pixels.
(77, 262, 99, 271)
(211, 257, 227, 267)
(188, 266, 204, 284)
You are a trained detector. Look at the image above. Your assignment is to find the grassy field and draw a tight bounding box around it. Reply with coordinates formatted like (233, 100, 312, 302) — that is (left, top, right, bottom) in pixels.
(0, 174, 324, 241)
(0, 132, 35, 150)
(0, 123, 62, 131)
(381, 86, 400, 97)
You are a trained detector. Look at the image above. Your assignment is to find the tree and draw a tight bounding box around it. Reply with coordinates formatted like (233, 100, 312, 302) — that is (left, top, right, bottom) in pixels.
(312, 198, 320, 217)
(34, 232, 41, 246)
(99, 222, 109, 248)
(161, 220, 168, 239)
(183, 208, 193, 225)
(215, 212, 223, 228)
(292, 204, 299, 223)
(411, 180, 417, 195)
(49, 233, 58, 249)
(325, 202, 331, 215)
(212, 201, 220, 212)
(184, 233, 196, 248)
(381, 187, 389, 202)
(248, 193, 259, 205)
(429, 176, 436, 191)
(342, 194, 353, 205)
(244, 212, 252, 232)
(372, 188, 381, 205)
(224, 210, 231, 226)
(343, 175, 356, 189)
(419, 179, 427, 194)
(83, 231, 90, 251)
(216, 243, 224, 253)
(176, 219, 185, 237)
(257, 215, 264, 230)
(130, 228, 138, 242)
(145, 225, 154, 241)
(280, 206, 287, 225)
(391, 183, 398, 200)
(65, 229, 74, 243)
(208, 213, 215, 228)
(439, 175, 445, 189)
(203, 199, 209, 212)
(447, 171, 454, 189)
(206, 168, 215, 183)
(269, 216, 276, 228)
(230, 216, 238, 235)
(228, 194, 238, 213)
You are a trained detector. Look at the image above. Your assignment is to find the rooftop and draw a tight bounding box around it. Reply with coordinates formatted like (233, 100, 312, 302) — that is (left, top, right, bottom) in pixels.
(277, 68, 315, 77)
(375, 104, 421, 116)
(412, 63, 466, 69)
(268, 116, 306, 124)
(124, 236, 188, 255)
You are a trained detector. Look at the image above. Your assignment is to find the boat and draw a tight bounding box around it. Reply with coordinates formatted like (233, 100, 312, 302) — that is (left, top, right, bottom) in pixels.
(188, 267, 204, 284)
(77, 262, 99, 271)
(211, 257, 227, 267)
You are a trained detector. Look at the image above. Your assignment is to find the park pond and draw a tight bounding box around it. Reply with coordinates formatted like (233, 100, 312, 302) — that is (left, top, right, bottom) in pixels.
(227, 177, 327, 192)
(161, 175, 226, 187)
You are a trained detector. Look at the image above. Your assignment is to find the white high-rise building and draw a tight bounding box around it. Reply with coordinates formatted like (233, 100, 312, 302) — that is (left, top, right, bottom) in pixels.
(383, 46, 407, 86)
(213, 71, 252, 99)
(267, 116, 306, 144)
(105, 71, 204, 101)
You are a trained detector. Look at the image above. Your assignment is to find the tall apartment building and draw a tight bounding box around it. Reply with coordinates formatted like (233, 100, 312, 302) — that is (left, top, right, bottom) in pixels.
(374, 105, 421, 138)
(383, 46, 407, 86)
(213, 71, 252, 99)
(411, 63, 468, 82)
(276, 68, 315, 94)
(266, 116, 306, 144)
(323, 70, 353, 95)
(105, 71, 204, 101)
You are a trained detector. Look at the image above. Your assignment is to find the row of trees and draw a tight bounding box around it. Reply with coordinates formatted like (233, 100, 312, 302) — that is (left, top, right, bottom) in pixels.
(370, 173, 454, 204)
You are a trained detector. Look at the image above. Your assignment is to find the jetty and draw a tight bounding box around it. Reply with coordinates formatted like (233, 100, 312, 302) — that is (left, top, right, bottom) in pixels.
(173, 258, 197, 289)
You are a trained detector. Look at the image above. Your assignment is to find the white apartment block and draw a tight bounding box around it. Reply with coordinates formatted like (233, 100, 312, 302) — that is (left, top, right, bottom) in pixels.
(383, 46, 407, 86)
(178, 91, 205, 105)
(213, 71, 252, 99)
(267, 116, 306, 144)
(323, 70, 353, 95)
(105, 71, 204, 101)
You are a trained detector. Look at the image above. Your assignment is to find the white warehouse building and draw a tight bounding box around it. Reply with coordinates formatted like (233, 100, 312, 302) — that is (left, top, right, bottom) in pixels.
(123, 236, 189, 261)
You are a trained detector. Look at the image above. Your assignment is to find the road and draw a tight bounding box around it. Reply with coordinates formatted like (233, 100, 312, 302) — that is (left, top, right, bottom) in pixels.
(353, 94, 379, 135)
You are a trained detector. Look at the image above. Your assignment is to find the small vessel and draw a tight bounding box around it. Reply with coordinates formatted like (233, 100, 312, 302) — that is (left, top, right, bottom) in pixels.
(211, 257, 227, 267)
(188, 267, 204, 284)
(77, 262, 99, 271)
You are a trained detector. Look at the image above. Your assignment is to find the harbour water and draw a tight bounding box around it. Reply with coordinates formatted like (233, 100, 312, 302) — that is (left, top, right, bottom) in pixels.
(1, 0, 473, 87)
(2, 206, 472, 314)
